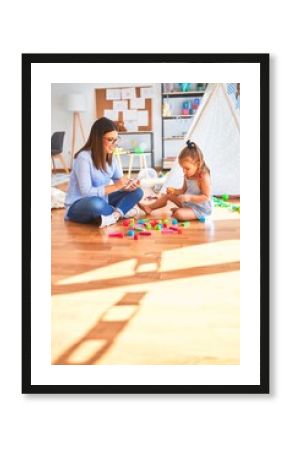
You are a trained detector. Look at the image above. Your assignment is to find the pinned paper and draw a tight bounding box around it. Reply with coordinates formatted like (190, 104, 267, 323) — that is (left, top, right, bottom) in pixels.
(123, 110, 138, 121)
(137, 110, 148, 126)
(130, 98, 145, 109)
(140, 86, 153, 98)
(104, 109, 119, 121)
(106, 89, 121, 100)
(124, 121, 138, 132)
(113, 100, 128, 111)
(121, 87, 135, 100)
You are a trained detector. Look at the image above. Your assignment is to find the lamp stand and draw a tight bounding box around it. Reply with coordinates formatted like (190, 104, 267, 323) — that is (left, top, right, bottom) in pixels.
(70, 112, 86, 168)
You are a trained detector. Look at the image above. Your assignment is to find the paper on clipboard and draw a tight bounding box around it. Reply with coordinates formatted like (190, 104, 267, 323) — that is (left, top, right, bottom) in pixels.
(137, 110, 148, 126)
(121, 87, 135, 99)
(106, 89, 121, 100)
(123, 110, 138, 121)
(124, 121, 138, 132)
(130, 98, 145, 109)
(113, 100, 128, 111)
(140, 86, 153, 98)
(104, 110, 119, 121)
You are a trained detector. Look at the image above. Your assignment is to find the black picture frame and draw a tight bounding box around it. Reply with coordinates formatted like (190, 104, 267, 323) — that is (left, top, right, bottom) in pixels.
(22, 53, 269, 394)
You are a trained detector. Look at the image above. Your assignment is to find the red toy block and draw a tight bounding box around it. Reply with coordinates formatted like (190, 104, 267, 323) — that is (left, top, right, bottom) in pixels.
(108, 232, 124, 238)
(134, 234, 139, 240)
(139, 231, 151, 236)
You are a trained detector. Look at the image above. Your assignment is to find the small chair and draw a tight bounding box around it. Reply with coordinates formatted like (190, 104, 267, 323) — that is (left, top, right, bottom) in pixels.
(51, 132, 69, 174)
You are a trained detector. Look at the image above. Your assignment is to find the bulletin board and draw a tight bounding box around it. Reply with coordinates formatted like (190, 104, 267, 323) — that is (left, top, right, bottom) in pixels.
(95, 86, 152, 131)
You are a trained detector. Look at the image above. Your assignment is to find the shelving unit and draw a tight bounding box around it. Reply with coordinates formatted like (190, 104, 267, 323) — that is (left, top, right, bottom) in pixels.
(117, 131, 154, 172)
(161, 84, 207, 169)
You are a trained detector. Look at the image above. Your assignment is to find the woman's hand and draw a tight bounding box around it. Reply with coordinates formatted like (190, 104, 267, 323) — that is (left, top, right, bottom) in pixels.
(123, 178, 140, 191)
(114, 177, 130, 190)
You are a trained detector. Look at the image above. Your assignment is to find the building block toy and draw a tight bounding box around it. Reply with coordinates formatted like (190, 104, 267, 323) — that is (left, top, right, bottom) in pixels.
(134, 234, 139, 240)
(161, 229, 175, 234)
(127, 230, 135, 237)
(179, 221, 190, 228)
(222, 194, 229, 201)
(199, 217, 206, 223)
(172, 218, 178, 225)
(139, 231, 152, 236)
(108, 232, 124, 238)
(122, 219, 131, 226)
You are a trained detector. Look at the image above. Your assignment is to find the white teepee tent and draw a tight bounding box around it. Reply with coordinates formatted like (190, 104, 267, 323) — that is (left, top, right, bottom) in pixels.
(161, 83, 240, 195)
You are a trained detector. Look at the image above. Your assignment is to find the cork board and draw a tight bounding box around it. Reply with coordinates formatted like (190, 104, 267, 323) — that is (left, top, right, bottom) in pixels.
(95, 86, 152, 131)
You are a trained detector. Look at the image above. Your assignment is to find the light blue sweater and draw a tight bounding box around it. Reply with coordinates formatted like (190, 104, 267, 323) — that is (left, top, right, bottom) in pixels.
(65, 150, 123, 211)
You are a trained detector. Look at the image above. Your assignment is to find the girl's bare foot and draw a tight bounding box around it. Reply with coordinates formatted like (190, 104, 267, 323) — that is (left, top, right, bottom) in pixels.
(170, 207, 178, 214)
(139, 203, 152, 216)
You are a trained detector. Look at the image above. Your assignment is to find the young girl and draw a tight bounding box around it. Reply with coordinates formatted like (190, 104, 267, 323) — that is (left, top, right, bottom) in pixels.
(140, 140, 212, 221)
(65, 117, 143, 227)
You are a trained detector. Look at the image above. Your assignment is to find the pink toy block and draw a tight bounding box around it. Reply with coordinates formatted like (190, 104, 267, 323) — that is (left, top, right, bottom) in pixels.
(161, 229, 175, 234)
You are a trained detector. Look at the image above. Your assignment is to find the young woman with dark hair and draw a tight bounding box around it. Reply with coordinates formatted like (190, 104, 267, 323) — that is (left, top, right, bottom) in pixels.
(65, 117, 143, 227)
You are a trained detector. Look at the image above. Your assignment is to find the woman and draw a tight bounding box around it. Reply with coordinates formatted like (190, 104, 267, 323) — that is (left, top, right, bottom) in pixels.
(65, 117, 143, 227)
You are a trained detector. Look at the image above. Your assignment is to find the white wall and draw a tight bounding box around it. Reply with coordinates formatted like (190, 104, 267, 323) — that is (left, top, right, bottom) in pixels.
(51, 83, 162, 168)
(3, 1, 289, 450)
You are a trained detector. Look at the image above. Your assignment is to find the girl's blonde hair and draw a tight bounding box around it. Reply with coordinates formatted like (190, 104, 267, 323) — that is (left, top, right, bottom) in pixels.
(178, 140, 210, 175)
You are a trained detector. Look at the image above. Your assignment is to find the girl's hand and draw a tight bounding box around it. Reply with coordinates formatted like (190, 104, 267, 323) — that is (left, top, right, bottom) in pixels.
(178, 194, 192, 203)
(167, 187, 177, 195)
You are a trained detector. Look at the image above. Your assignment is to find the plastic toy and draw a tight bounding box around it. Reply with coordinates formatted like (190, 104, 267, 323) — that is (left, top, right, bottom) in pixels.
(134, 234, 139, 240)
(172, 218, 178, 225)
(108, 232, 124, 238)
(222, 194, 229, 201)
(179, 221, 190, 228)
(139, 231, 151, 236)
(162, 229, 175, 234)
(127, 230, 135, 237)
(199, 217, 206, 223)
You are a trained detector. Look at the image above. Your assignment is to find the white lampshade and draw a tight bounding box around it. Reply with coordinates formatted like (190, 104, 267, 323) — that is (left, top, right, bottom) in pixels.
(65, 94, 86, 112)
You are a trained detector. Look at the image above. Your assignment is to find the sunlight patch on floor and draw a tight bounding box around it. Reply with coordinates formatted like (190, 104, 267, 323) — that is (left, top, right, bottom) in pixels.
(102, 305, 138, 321)
(67, 339, 107, 364)
(56, 258, 137, 285)
(159, 239, 239, 273)
(136, 263, 158, 273)
(212, 207, 240, 221)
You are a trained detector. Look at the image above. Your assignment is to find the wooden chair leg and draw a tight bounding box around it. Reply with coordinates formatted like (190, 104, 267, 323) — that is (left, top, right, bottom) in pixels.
(51, 156, 56, 172)
(58, 154, 70, 174)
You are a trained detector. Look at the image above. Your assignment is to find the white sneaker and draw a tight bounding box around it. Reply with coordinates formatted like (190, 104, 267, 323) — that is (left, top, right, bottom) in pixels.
(99, 213, 118, 228)
(124, 206, 140, 218)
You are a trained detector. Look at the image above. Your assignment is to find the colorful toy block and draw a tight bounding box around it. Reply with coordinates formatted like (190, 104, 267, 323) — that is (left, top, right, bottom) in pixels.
(108, 232, 124, 238)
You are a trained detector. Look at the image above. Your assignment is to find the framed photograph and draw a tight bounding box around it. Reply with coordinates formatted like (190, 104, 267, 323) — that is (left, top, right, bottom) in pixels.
(22, 53, 269, 394)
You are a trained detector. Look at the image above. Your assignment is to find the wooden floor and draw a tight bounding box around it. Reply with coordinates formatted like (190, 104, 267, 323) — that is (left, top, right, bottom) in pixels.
(51, 184, 240, 365)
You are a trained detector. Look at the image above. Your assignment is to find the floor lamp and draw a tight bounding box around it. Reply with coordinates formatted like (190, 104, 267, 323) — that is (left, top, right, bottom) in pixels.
(66, 94, 86, 168)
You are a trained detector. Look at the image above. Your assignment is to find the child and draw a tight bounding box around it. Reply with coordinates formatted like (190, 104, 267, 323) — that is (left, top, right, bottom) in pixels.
(139, 140, 212, 221)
